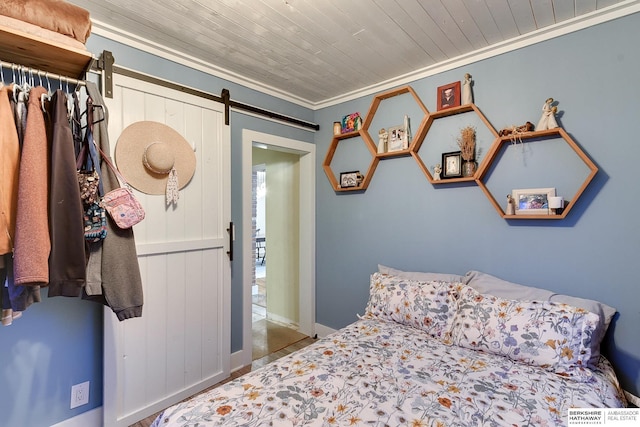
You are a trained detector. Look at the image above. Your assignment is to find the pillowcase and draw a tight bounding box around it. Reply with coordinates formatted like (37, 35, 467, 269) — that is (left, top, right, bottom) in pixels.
(449, 285, 601, 382)
(463, 270, 616, 349)
(364, 272, 461, 340)
(463, 270, 555, 301)
(378, 264, 464, 284)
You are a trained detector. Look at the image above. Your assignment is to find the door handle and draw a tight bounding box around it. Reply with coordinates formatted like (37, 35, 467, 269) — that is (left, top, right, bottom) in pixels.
(226, 222, 234, 261)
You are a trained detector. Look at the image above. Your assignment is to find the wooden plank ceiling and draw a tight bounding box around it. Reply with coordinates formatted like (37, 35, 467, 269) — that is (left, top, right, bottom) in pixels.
(68, 0, 630, 106)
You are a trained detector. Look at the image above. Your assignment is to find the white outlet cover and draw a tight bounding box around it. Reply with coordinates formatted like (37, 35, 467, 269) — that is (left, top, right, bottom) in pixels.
(70, 381, 90, 409)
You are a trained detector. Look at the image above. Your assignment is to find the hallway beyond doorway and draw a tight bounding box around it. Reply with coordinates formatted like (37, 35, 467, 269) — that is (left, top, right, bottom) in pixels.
(242, 129, 316, 368)
(252, 259, 306, 360)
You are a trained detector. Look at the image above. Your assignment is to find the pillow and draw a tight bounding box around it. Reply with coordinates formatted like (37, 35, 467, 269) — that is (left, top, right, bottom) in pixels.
(463, 270, 616, 347)
(378, 264, 464, 284)
(449, 285, 601, 382)
(463, 270, 554, 301)
(364, 272, 461, 340)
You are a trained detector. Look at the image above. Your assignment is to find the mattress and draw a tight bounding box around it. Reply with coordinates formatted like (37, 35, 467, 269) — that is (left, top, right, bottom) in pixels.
(151, 318, 625, 426)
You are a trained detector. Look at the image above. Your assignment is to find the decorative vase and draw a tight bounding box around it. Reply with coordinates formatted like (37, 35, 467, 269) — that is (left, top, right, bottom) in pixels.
(462, 160, 476, 177)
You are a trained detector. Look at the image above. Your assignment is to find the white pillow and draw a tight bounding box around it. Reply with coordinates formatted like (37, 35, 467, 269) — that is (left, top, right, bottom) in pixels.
(463, 270, 616, 349)
(450, 285, 601, 382)
(364, 272, 461, 340)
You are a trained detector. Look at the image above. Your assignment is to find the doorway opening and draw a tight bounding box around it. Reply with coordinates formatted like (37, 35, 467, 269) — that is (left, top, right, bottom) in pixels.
(242, 130, 316, 368)
(250, 152, 307, 362)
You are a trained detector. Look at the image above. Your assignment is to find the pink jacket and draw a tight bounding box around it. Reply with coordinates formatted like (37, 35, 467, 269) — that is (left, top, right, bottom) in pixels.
(14, 86, 51, 286)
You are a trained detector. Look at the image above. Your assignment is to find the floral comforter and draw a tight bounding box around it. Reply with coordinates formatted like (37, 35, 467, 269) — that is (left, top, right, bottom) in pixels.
(152, 319, 626, 427)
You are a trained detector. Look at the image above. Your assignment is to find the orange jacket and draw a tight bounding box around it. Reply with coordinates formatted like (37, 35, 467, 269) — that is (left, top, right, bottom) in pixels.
(0, 86, 20, 255)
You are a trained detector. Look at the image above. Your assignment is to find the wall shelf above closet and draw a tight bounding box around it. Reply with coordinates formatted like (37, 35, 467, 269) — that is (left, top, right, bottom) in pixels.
(0, 23, 93, 78)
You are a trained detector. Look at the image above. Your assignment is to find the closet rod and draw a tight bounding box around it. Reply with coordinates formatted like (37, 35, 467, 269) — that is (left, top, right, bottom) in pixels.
(0, 59, 86, 87)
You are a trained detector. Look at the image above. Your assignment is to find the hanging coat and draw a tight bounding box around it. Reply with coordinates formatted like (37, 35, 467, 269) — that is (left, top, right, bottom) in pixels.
(13, 86, 51, 286)
(83, 82, 143, 320)
(0, 86, 20, 255)
(47, 89, 87, 297)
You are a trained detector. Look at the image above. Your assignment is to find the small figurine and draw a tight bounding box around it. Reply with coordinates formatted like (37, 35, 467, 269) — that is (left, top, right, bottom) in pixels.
(402, 114, 411, 149)
(506, 194, 516, 215)
(462, 73, 473, 104)
(536, 98, 559, 131)
(433, 164, 442, 181)
(377, 128, 388, 154)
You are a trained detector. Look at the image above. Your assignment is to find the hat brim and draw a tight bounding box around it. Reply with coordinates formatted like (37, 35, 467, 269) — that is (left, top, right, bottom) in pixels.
(115, 121, 196, 195)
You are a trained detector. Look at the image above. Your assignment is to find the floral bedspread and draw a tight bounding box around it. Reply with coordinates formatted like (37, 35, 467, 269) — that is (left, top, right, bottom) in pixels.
(152, 319, 626, 427)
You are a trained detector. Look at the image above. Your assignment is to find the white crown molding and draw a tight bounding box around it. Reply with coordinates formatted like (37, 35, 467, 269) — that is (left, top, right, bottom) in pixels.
(90, 1, 639, 111)
(89, 20, 317, 109)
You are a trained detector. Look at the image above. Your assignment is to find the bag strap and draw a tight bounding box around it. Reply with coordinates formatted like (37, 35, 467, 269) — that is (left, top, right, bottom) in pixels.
(93, 141, 130, 188)
(76, 143, 88, 170)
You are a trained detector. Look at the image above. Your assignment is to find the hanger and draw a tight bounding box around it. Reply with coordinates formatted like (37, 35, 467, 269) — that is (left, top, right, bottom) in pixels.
(91, 104, 105, 126)
(12, 65, 24, 104)
(40, 71, 53, 113)
(78, 95, 105, 130)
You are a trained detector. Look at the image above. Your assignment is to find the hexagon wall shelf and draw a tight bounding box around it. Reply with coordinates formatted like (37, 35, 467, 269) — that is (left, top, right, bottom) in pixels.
(412, 103, 498, 184)
(476, 128, 598, 219)
(323, 85, 598, 220)
(323, 130, 379, 192)
(362, 85, 430, 159)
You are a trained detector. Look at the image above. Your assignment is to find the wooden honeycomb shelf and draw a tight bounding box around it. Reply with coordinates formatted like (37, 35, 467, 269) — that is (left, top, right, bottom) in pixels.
(476, 128, 598, 219)
(322, 130, 379, 192)
(412, 103, 498, 184)
(324, 86, 598, 220)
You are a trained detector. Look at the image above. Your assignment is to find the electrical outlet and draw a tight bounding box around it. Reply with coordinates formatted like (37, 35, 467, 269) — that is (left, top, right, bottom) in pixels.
(70, 381, 90, 409)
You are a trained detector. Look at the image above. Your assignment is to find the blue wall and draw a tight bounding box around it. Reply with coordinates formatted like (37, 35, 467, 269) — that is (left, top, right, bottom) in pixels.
(0, 11, 638, 426)
(314, 12, 640, 397)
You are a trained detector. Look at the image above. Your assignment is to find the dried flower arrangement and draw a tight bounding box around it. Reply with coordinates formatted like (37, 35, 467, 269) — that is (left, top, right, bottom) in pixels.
(457, 126, 476, 161)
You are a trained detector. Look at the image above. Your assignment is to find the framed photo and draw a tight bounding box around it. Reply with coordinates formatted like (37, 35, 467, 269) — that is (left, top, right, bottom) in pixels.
(437, 81, 461, 111)
(512, 187, 556, 215)
(387, 125, 406, 152)
(442, 151, 462, 178)
(341, 112, 362, 133)
(339, 171, 362, 188)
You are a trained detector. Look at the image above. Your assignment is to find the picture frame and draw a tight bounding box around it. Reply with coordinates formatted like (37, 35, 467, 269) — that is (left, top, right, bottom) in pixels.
(437, 81, 461, 111)
(387, 125, 406, 152)
(341, 112, 362, 133)
(339, 171, 363, 188)
(442, 151, 462, 178)
(511, 187, 556, 215)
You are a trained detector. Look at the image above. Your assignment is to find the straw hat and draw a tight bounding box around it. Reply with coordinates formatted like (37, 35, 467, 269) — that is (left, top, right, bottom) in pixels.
(115, 121, 196, 200)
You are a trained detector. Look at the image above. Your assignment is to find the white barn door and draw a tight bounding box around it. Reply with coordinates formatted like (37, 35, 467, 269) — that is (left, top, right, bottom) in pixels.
(102, 74, 231, 426)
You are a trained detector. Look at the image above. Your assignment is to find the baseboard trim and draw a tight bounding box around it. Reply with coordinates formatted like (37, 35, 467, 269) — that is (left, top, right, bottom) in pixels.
(230, 349, 246, 373)
(50, 407, 103, 427)
(314, 323, 336, 339)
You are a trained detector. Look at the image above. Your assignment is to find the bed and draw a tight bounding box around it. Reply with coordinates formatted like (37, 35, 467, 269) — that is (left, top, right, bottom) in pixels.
(152, 269, 627, 426)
